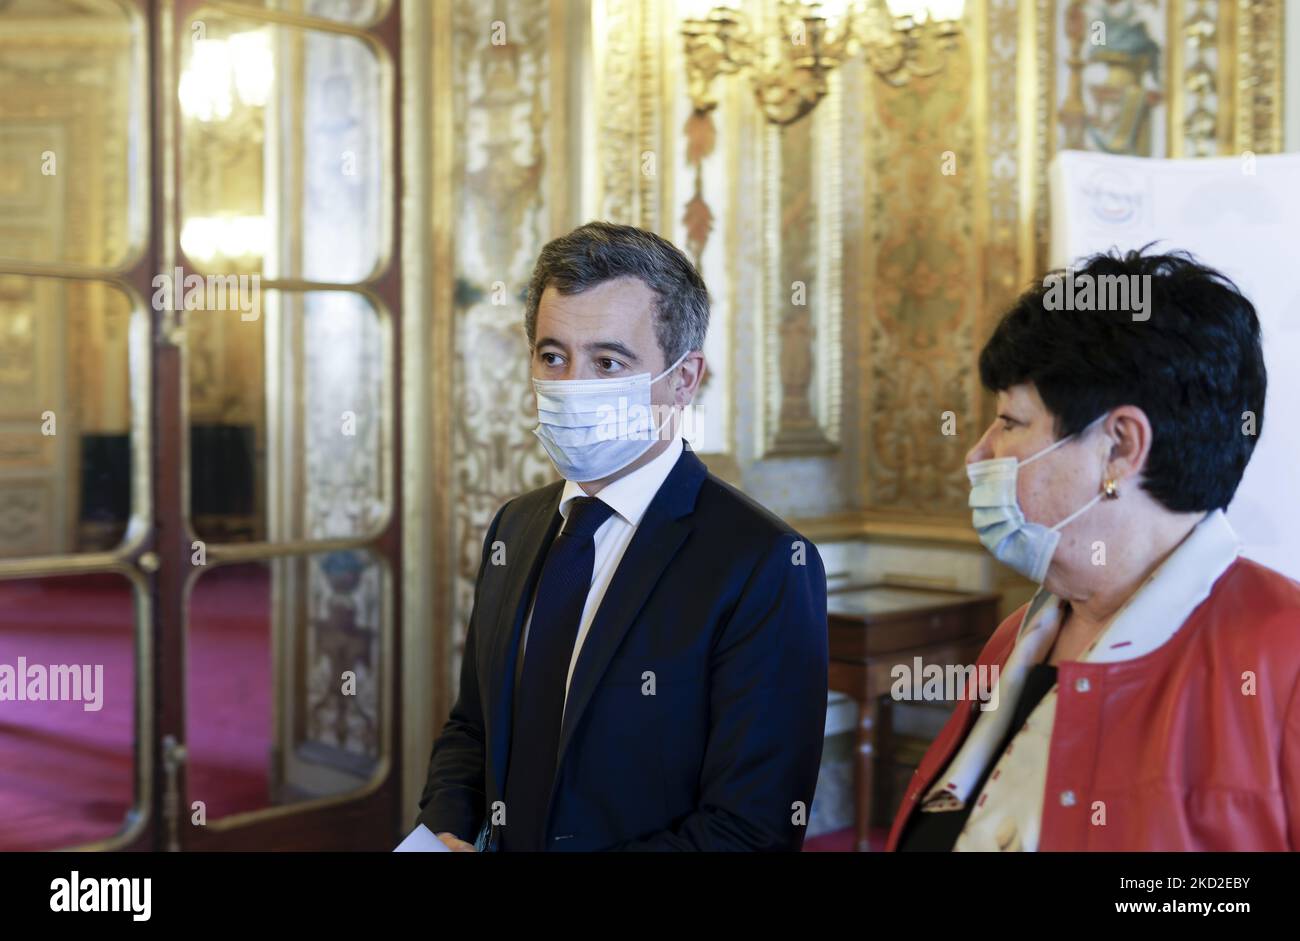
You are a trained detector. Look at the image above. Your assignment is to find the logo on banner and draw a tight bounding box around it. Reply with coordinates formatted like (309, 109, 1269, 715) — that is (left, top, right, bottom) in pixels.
(1081, 167, 1143, 226)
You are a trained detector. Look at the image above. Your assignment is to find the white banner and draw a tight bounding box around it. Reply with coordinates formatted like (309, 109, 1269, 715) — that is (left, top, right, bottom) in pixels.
(1049, 150, 1300, 581)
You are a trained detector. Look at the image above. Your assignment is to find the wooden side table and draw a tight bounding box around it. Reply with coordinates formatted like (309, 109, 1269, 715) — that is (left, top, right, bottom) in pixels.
(826, 585, 1000, 851)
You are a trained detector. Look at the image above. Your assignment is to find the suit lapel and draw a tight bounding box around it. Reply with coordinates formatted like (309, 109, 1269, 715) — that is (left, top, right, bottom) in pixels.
(553, 448, 708, 772)
(485, 487, 563, 798)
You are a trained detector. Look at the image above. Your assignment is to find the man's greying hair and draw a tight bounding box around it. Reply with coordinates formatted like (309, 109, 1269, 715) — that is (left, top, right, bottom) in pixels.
(525, 221, 710, 365)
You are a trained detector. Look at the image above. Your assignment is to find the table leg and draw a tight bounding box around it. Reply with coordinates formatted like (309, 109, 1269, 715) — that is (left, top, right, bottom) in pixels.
(855, 694, 878, 852)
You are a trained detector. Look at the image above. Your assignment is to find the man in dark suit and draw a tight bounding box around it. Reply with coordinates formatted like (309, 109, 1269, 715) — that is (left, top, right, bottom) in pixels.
(409, 222, 828, 852)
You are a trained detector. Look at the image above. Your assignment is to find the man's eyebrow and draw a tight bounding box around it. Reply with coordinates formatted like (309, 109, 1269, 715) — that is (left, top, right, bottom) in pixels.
(535, 336, 568, 351)
(584, 340, 640, 362)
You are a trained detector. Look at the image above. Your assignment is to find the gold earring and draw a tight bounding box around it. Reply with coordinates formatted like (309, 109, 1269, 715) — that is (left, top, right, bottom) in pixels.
(1102, 478, 1119, 499)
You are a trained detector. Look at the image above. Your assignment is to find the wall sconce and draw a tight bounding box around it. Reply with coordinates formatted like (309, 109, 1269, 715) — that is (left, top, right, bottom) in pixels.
(681, 0, 965, 126)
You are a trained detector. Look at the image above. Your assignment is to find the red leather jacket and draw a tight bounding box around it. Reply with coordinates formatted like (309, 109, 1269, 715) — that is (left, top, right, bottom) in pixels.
(887, 558, 1300, 851)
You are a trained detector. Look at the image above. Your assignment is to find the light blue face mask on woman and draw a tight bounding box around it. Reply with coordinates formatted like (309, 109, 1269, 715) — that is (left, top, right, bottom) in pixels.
(966, 415, 1110, 584)
(532, 350, 688, 483)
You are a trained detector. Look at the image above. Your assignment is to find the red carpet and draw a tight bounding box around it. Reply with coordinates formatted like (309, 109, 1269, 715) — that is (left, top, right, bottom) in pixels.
(0, 568, 272, 851)
(4, 568, 886, 852)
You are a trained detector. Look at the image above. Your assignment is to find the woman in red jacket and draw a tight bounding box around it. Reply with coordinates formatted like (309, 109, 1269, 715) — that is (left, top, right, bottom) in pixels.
(891, 247, 1300, 852)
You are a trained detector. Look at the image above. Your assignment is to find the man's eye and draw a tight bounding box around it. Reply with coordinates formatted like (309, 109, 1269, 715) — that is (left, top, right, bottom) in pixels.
(541, 352, 563, 367)
(598, 358, 623, 372)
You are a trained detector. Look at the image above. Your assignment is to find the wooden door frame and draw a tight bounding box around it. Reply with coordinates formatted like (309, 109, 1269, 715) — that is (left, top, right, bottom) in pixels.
(141, 0, 405, 852)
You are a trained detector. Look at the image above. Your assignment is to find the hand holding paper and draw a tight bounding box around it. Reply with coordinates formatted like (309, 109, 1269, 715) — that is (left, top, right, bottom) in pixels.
(393, 823, 453, 852)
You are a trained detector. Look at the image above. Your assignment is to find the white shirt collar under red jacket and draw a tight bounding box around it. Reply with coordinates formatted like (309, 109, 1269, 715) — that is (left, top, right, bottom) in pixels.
(919, 510, 1242, 834)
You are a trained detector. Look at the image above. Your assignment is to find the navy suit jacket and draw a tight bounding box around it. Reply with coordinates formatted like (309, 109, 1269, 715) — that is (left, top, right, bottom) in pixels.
(416, 446, 829, 851)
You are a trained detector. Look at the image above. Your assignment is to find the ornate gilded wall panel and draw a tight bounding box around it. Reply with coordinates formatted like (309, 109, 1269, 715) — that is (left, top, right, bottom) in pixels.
(859, 0, 1285, 526)
(1230, 0, 1284, 154)
(858, 25, 979, 518)
(758, 75, 844, 459)
(444, 0, 563, 683)
(594, 0, 670, 230)
(595, 0, 743, 482)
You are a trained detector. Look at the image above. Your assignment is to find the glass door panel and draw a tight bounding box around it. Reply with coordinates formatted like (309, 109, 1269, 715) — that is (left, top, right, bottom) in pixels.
(0, 572, 145, 851)
(185, 549, 389, 823)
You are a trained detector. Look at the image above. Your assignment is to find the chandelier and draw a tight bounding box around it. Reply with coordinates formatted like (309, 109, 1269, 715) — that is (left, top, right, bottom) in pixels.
(682, 0, 966, 125)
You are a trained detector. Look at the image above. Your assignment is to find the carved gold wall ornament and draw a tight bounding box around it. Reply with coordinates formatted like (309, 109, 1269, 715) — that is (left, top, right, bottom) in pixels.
(595, 0, 670, 231)
(1178, 0, 1221, 156)
(1231, 0, 1284, 155)
(759, 72, 843, 457)
(682, 0, 966, 126)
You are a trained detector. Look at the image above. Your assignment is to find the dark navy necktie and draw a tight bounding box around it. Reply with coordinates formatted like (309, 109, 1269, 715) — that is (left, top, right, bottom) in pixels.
(502, 495, 615, 851)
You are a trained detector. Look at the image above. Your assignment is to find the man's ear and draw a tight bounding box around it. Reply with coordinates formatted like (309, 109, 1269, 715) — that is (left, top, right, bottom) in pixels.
(1102, 405, 1153, 487)
(674, 351, 706, 406)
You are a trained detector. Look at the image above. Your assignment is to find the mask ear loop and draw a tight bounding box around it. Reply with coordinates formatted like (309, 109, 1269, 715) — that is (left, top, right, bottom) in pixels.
(1050, 443, 1123, 537)
(646, 407, 676, 443)
(648, 349, 693, 443)
(1049, 490, 1105, 533)
(1018, 413, 1109, 468)
(1049, 473, 1122, 533)
(651, 349, 692, 385)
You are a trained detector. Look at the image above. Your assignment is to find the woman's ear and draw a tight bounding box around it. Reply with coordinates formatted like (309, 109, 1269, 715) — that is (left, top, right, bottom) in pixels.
(1102, 405, 1153, 487)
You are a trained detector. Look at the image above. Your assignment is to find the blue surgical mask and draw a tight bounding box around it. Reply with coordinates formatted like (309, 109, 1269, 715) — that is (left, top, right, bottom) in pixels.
(532, 351, 689, 483)
(967, 416, 1108, 583)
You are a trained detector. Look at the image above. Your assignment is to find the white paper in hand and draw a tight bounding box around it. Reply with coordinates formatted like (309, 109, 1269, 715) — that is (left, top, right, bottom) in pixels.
(393, 823, 452, 852)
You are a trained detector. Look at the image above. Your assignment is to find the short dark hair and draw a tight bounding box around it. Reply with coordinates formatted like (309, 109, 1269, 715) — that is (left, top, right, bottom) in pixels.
(524, 221, 710, 365)
(979, 247, 1266, 513)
